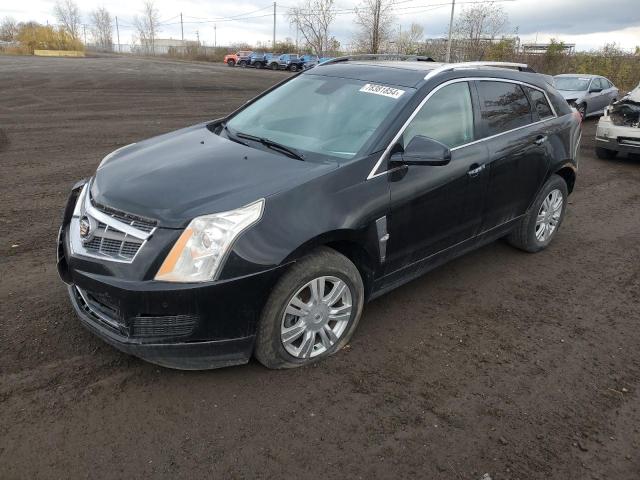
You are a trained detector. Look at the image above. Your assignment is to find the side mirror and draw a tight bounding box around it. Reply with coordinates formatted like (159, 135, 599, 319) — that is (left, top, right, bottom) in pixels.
(589, 87, 603, 93)
(390, 135, 451, 167)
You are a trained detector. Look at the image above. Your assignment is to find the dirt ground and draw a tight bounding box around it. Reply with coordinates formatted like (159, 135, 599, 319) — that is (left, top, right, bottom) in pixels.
(1, 55, 639, 480)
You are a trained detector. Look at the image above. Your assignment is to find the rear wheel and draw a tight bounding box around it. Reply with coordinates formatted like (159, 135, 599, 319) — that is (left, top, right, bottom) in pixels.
(255, 247, 364, 369)
(270, 62, 279, 70)
(254, 61, 263, 69)
(596, 147, 618, 159)
(227, 59, 235, 67)
(507, 174, 568, 253)
(290, 64, 299, 72)
(238, 60, 247, 67)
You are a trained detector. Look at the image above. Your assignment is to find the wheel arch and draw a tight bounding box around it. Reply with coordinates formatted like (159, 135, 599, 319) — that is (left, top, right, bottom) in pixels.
(282, 230, 379, 299)
(554, 164, 577, 194)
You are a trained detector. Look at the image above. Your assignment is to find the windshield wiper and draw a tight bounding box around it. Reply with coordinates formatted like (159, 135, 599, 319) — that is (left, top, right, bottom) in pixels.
(222, 124, 249, 147)
(235, 131, 305, 161)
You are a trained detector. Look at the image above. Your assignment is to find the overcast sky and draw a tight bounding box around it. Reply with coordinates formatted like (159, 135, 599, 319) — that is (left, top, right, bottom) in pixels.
(4, 0, 640, 51)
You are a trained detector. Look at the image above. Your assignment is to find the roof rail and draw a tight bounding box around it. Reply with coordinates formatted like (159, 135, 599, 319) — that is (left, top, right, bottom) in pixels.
(319, 54, 435, 66)
(424, 61, 534, 80)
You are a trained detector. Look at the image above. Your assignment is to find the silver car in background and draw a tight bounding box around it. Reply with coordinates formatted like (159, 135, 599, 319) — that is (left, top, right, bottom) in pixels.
(554, 74, 619, 118)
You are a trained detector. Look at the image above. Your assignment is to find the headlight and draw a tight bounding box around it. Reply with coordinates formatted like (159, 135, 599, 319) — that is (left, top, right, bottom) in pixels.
(155, 199, 264, 283)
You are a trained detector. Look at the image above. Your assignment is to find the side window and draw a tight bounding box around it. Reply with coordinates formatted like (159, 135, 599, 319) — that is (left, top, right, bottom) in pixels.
(525, 86, 554, 120)
(401, 82, 474, 149)
(592, 78, 604, 90)
(477, 81, 533, 136)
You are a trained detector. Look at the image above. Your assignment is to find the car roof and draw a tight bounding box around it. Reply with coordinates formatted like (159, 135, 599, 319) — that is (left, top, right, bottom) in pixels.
(306, 60, 550, 89)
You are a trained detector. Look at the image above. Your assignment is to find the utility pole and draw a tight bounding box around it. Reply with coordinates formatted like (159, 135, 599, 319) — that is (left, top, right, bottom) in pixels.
(83, 24, 87, 45)
(180, 13, 184, 41)
(196, 30, 200, 45)
(214, 24, 217, 48)
(272, 2, 276, 51)
(115, 16, 121, 53)
(445, 0, 455, 63)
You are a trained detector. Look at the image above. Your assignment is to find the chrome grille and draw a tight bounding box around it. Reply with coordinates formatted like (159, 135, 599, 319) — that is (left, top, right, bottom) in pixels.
(92, 201, 157, 233)
(70, 183, 156, 263)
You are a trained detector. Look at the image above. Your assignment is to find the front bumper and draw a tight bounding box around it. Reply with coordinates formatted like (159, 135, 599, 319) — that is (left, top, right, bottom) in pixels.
(595, 118, 640, 154)
(57, 190, 286, 370)
(69, 283, 256, 369)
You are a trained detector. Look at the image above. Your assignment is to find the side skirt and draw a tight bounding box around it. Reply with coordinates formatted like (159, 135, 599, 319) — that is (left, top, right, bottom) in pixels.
(369, 218, 520, 301)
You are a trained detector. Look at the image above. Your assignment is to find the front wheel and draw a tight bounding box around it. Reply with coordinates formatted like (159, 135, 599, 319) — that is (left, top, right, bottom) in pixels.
(507, 174, 568, 253)
(227, 59, 235, 67)
(254, 61, 263, 69)
(270, 62, 279, 70)
(255, 248, 364, 369)
(289, 64, 299, 72)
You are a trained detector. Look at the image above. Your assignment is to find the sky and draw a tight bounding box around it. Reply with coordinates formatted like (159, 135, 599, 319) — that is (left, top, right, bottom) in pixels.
(3, 0, 640, 51)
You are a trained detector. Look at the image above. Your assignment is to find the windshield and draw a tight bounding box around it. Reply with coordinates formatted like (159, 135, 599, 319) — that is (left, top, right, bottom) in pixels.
(555, 77, 591, 91)
(225, 74, 414, 161)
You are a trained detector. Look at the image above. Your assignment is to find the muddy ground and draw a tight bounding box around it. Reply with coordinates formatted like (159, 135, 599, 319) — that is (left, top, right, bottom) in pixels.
(1, 55, 639, 479)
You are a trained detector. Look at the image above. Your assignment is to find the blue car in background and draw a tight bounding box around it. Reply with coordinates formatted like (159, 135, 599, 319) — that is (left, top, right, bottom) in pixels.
(269, 54, 305, 72)
(249, 52, 280, 69)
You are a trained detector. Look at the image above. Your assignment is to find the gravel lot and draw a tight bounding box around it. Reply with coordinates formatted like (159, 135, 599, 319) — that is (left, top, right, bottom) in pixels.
(1, 55, 639, 480)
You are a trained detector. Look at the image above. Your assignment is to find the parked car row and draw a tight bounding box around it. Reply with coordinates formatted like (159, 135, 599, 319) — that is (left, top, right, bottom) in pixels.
(223, 51, 333, 72)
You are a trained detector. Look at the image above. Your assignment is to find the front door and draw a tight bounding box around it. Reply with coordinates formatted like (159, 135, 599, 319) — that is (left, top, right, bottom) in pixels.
(384, 81, 489, 273)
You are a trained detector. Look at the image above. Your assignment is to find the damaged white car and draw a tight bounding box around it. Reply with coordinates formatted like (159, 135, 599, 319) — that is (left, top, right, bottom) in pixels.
(595, 82, 640, 159)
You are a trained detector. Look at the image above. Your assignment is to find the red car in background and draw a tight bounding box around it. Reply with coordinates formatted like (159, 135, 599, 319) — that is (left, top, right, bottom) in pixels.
(223, 51, 253, 67)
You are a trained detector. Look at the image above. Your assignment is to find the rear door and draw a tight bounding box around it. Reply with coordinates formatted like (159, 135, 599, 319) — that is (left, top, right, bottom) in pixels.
(475, 80, 551, 231)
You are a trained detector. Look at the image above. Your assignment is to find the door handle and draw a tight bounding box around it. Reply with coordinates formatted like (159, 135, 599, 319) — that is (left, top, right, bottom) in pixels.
(467, 164, 485, 177)
(534, 135, 548, 146)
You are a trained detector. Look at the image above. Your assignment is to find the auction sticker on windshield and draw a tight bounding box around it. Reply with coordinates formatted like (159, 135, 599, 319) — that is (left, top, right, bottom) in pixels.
(359, 84, 405, 99)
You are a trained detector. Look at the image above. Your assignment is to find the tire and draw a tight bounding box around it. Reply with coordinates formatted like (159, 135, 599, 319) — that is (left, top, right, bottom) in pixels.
(238, 60, 247, 67)
(290, 64, 299, 72)
(596, 147, 618, 159)
(254, 62, 263, 69)
(507, 174, 569, 253)
(270, 62, 279, 71)
(227, 59, 235, 67)
(254, 247, 365, 369)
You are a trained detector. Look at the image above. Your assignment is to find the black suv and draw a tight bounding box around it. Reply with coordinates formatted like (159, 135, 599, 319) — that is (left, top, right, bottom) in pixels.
(57, 58, 581, 370)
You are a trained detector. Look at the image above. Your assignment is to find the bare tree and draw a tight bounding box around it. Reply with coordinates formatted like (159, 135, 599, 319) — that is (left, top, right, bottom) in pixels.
(0, 17, 19, 42)
(90, 7, 113, 49)
(289, 0, 335, 56)
(54, 0, 81, 40)
(134, 0, 160, 54)
(396, 22, 424, 54)
(353, 0, 394, 53)
(451, 2, 509, 60)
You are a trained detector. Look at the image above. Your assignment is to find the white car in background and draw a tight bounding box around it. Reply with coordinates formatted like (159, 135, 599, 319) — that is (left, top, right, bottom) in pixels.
(595, 82, 640, 159)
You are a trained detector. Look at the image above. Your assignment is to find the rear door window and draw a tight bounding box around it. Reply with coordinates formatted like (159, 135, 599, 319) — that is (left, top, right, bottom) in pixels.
(477, 81, 533, 136)
(524, 87, 554, 120)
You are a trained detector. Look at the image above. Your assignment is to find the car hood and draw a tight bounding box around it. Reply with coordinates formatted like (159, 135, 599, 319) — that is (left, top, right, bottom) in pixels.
(557, 90, 585, 101)
(92, 122, 337, 228)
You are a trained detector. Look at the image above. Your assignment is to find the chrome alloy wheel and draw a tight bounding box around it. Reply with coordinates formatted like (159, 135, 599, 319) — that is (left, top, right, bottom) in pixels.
(280, 276, 352, 359)
(535, 188, 563, 242)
